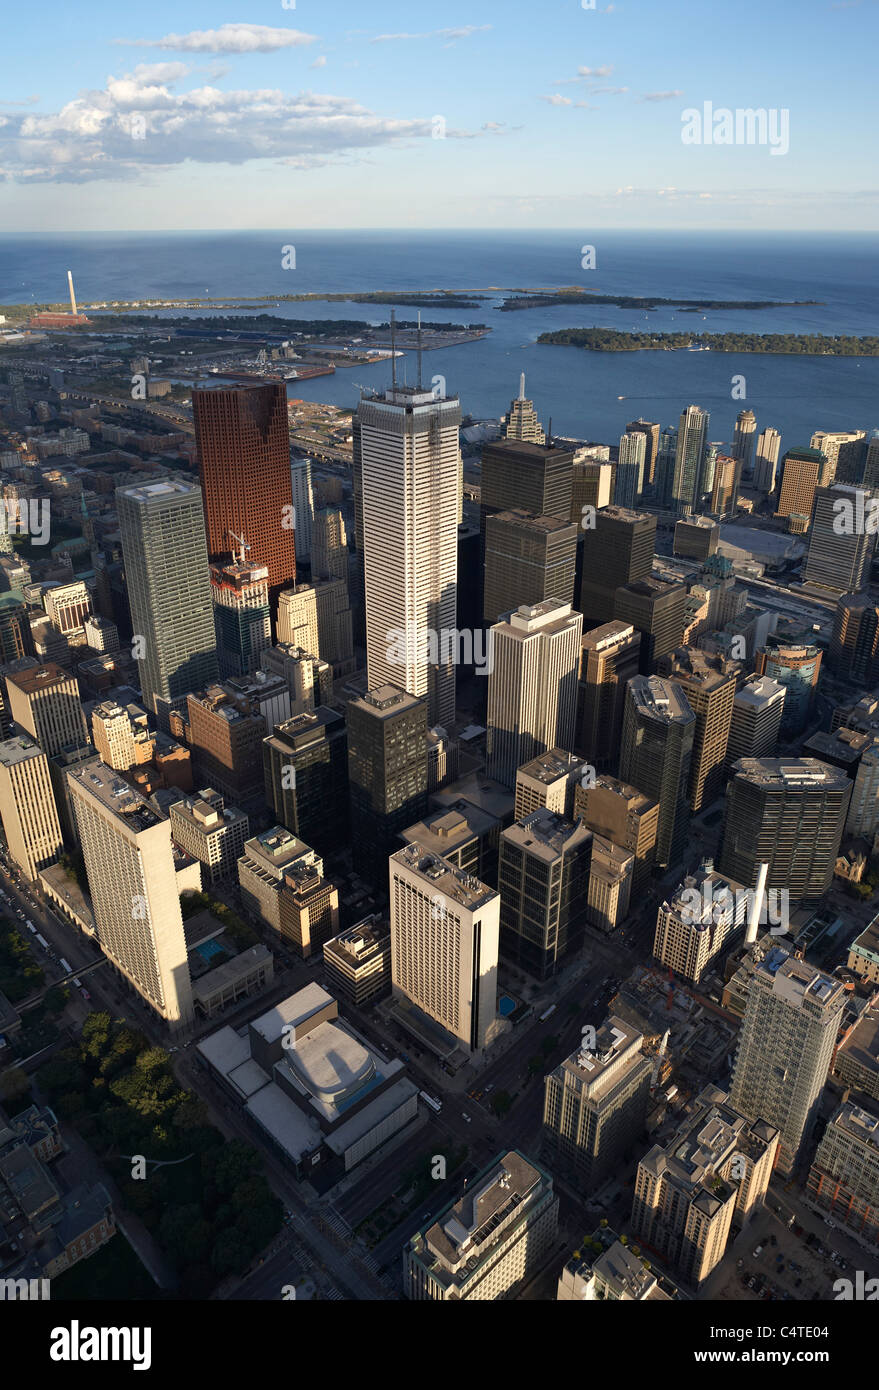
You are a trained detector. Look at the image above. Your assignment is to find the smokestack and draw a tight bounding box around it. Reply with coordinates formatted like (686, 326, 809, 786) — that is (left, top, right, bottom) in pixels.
(745, 862, 769, 946)
(67, 270, 77, 317)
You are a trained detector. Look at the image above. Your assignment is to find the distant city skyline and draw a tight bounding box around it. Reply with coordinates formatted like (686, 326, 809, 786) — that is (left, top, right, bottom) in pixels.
(1, 1, 876, 231)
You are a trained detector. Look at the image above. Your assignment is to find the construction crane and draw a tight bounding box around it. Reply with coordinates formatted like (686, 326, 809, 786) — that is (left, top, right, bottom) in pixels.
(228, 531, 251, 565)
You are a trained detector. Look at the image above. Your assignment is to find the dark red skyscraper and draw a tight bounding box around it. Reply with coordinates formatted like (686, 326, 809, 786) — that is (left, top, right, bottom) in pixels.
(193, 383, 296, 600)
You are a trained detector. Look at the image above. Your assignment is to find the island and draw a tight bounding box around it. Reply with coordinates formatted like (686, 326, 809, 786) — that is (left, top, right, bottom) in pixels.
(537, 327, 879, 356)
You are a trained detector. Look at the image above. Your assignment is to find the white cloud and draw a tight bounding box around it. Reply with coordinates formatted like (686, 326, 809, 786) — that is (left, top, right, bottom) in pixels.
(310, 56, 327, 69)
(2, 64, 482, 182)
(115, 24, 317, 54)
(578, 65, 614, 77)
(590, 85, 628, 95)
(642, 90, 684, 101)
(369, 26, 491, 43)
(541, 94, 573, 106)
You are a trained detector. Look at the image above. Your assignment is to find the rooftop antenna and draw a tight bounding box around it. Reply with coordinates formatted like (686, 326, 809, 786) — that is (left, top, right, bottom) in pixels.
(416, 311, 424, 389)
(547, 416, 552, 447)
(390, 309, 397, 392)
(518, 372, 526, 401)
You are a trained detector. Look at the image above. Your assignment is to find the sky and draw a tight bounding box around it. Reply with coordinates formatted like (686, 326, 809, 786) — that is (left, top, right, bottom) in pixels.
(0, 0, 876, 231)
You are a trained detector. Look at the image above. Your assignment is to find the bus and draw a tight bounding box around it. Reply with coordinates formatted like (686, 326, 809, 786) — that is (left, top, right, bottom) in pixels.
(35, 933, 50, 951)
(419, 1091, 442, 1113)
(539, 1004, 557, 1022)
(59, 958, 72, 974)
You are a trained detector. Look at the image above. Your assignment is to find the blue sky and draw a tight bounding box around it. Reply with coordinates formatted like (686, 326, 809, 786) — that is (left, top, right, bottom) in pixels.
(0, 0, 876, 230)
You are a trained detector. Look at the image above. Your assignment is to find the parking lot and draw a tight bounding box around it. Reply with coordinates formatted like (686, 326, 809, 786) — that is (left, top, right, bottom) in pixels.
(714, 1209, 861, 1302)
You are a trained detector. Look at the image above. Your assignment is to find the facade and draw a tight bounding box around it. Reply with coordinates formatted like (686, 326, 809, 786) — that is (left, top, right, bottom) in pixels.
(347, 684, 428, 889)
(846, 745, 879, 840)
(578, 506, 655, 627)
(618, 676, 695, 869)
(652, 862, 748, 985)
(185, 684, 267, 807)
(614, 431, 647, 508)
(674, 516, 718, 561)
(671, 405, 709, 515)
(726, 676, 785, 769)
(480, 439, 574, 534)
(192, 383, 296, 599)
(486, 600, 582, 789)
(389, 841, 500, 1055)
(116, 480, 219, 719)
(626, 419, 660, 488)
(719, 757, 851, 902)
(574, 774, 659, 895)
(323, 915, 391, 1006)
(405, 1151, 559, 1301)
(289, 456, 314, 563)
(631, 1085, 778, 1287)
(67, 757, 194, 1027)
(498, 810, 591, 979)
(753, 427, 782, 495)
(168, 789, 249, 886)
(810, 430, 866, 486)
(803, 485, 876, 596)
(483, 510, 577, 624)
(709, 453, 740, 516)
(514, 748, 584, 821)
(312, 577, 355, 676)
(277, 585, 320, 657)
(806, 1100, 879, 1247)
(6, 662, 88, 757)
(502, 375, 545, 443)
(263, 707, 349, 857)
(237, 826, 321, 932)
(311, 506, 349, 583)
(357, 383, 461, 728)
(613, 576, 687, 674)
(831, 593, 879, 687)
(261, 643, 333, 716)
(733, 409, 757, 477)
(91, 700, 153, 772)
(729, 951, 845, 1175)
(754, 633, 822, 736)
(576, 621, 641, 771)
(278, 862, 340, 958)
(543, 1016, 651, 1184)
(0, 735, 62, 880)
(586, 836, 634, 933)
(776, 447, 824, 519)
(43, 581, 91, 640)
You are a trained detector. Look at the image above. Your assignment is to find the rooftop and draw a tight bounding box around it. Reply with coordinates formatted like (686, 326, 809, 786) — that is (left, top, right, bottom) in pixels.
(502, 809, 591, 863)
(391, 841, 497, 911)
(628, 675, 695, 726)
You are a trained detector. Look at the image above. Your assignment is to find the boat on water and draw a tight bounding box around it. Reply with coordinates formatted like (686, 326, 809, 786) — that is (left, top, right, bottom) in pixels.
(687, 344, 710, 352)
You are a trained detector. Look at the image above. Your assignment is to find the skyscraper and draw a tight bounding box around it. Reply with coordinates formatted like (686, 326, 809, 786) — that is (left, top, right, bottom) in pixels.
(486, 600, 582, 789)
(753, 427, 782, 495)
(347, 684, 428, 888)
(5, 662, 88, 756)
(810, 430, 866, 486)
(578, 506, 656, 627)
(211, 559, 271, 678)
(498, 810, 591, 978)
(625, 419, 660, 489)
(68, 757, 194, 1028)
(263, 708, 349, 858)
(116, 480, 219, 720)
(576, 620, 641, 771)
(653, 861, 748, 985)
(776, 446, 824, 519)
(719, 758, 851, 902)
(277, 584, 320, 656)
(483, 511, 577, 624)
(726, 676, 785, 769)
(390, 840, 500, 1055)
(356, 381, 461, 728)
(656, 648, 739, 812)
(480, 439, 574, 536)
(709, 453, 740, 516)
(618, 676, 695, 869)
(613, 575, 687, 674)
(754, 632, 822, 736)
(542, 1016, 652, 1185)
(573, 774, 660, 894)
(803, 485, 876, 596)
(192, 383, 296, 600)
(289, 455, 314, 564)
(0, 734, 62, 880)
(671, 405, 709, 515)
(503, 374, 545, 443)
(730, 951, 845, 1174)
(733, 409, 757, 477)
(830, 593, 879, 686)
(614, 432, 647, 508)
(311, 507, 349, 583)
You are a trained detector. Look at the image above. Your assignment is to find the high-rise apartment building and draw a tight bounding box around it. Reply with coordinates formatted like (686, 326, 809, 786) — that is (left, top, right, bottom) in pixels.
(618, 676, 695, 869)
(211, 560, 271, 678)
(656, 648, 739, 812)
(0, 734, 62, 879)
(803, 485, 876, 596)
(390, 841, 500, 1055)
(483, 510, 577, 624)
(631, 1085, 778, 1286)
(831, 593, 879, 686)
(5, 662, 88, 757)
(726, 676, 785, 768)
(753, 427, 782, 495)
(709, 453, 740, 516)
(405, 1151, 559, 1301)
(502, 374, 545, 443)
(576, 621, 641, 770)
(732, 408, 757, 475)
(776, 446, 824, 519)
(116, 480, 219, 720)
(613, 576, 687, 674)
(652, 861, 748, 985)
(192, 383, 296, 599)
(810, 430, 866, 486)
(806, 1099, 879, 1246)
(289, 455, 314, 563)
(614, 432, 647, 508)
(719, 758, 851, 902)
(672, 405, 709, 514)
(356, 382, 461, 728)
(347, 685, 428, 889)
(68, 757, 194, 1027)
(574, 774, 660, 895)
(625, 419, 660, 489)
(263, 707, 349, 857)
(543, 1016, 651, 1185)
(578, 506, 655, 626)
(486, 600, 582, 789)
(729, 950, 845, 1174)
(498, 810, 591, 978)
